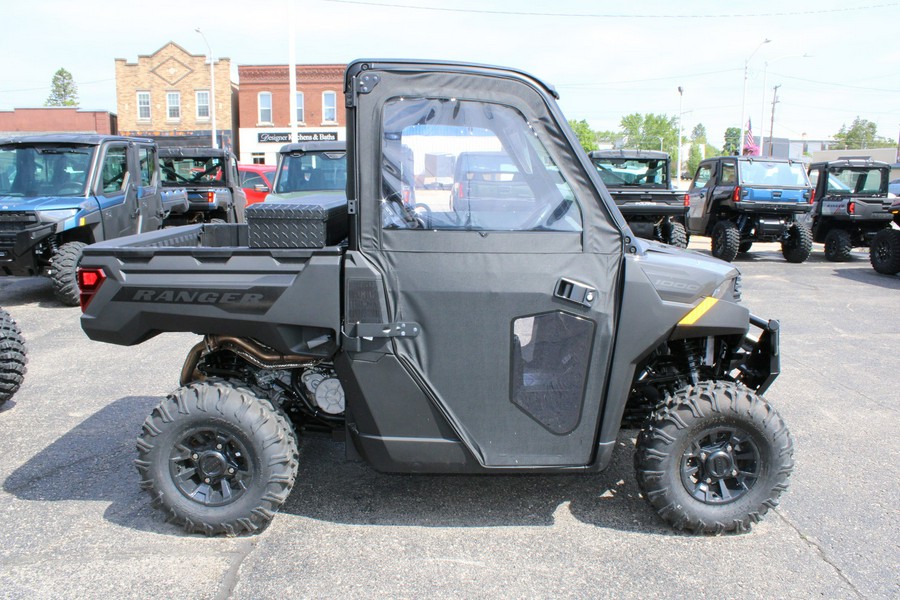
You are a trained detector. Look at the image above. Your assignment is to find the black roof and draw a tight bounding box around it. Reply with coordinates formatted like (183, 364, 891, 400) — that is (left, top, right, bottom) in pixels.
(278, 141, 346, 154)
(158, 146, 233, 158)
(809, 158, 891, 170)
(589, 149, 669, 160)
(0, 133, 153, 146)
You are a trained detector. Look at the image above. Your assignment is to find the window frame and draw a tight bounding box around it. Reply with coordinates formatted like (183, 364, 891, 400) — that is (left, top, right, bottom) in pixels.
(196, 90, 210, 120)
(98, 144, 130, 196)
(258, 91, 273, 124)
(296, 91, 305, 124)
(166, 91, 181, 121)
(322, 91, 337, 123)
(136, 91, 151, 121)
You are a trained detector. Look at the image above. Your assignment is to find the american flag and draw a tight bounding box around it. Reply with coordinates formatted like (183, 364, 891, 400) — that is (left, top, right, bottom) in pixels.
(745, 119, 760, 155)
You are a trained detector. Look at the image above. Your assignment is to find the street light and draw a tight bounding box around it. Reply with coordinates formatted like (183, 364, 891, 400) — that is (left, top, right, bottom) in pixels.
(739, 38, 771, 155)
(195, 27, 217, 149)
(677, 86, 684, 183)
(759, 54, 810, 156)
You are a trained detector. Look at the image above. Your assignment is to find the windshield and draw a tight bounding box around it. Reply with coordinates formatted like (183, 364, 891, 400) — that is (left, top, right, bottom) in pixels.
(826, 167, 887, 195)
(274, 151, 347, 194)
(160, 156, 225, 187)
(0, 144, 94, 197)
(591, 157, 668, 187)
(739, 161, 809, 187)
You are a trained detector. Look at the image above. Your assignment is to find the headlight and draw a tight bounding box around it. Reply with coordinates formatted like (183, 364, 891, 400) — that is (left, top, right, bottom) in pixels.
(712, 274, 742, 302)
(39, 209, 78, 223)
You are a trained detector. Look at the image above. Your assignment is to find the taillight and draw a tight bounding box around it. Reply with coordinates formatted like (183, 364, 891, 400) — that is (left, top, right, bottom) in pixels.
(206, 191, 215, 204)
(808, 189, 815, 204)
(453, 182, 464, 199)
(848, 202, 855, 215)
(683, 193, 690, 206)
(732, 186, 741, 202)
(76, 267, 106, 311)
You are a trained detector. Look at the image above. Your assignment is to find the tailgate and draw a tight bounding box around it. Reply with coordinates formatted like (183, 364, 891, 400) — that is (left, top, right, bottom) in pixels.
(79, 224, 342, 357)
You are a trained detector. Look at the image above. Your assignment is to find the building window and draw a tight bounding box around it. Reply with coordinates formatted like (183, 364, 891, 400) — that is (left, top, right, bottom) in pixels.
(166, 92, 181, 120)
(258, 92, 273, 124)
(196, 90, 210, 119)
(322, 91, 337, 123)
(137, 92, 151, 121)
(296, 92, 304, 123)
(252, 152, 265, 165)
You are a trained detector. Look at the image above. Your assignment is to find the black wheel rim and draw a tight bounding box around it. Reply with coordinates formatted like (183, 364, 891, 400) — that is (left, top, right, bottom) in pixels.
(874, 238, 889, 262)
(713, 227, 725, 255)
(680, 426, 761, 504)
(170, 426, 254, 506)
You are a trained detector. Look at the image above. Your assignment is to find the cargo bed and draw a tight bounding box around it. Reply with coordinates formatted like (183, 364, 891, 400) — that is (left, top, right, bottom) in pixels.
(80, 223, 343, 357)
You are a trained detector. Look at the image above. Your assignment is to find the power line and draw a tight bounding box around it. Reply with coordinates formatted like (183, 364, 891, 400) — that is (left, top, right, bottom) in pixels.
(766, 72, 899, 92)
(322, 0, 900, 19)
(557, 68, 741, 88)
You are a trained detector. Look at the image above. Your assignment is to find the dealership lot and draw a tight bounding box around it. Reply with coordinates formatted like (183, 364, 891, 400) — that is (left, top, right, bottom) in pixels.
(0, 240, 897, 600)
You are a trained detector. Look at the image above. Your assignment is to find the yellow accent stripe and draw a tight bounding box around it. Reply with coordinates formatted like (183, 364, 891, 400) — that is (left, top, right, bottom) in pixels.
(79, 217, 86, 227)
(678, 297, 718, 326)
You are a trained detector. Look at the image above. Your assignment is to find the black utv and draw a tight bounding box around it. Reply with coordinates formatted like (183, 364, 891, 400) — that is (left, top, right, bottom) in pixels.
(79, 59, 793, 537)
(804, 159, 894, 261)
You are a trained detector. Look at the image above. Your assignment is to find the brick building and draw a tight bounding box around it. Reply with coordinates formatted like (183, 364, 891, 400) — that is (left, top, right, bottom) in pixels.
(237, 64, 345, 164)
(115, 42, 238, 151)
(0, 107, 117, 136)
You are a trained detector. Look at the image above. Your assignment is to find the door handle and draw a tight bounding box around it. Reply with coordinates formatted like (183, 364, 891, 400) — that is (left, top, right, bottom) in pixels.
(554, 278, 596, 308)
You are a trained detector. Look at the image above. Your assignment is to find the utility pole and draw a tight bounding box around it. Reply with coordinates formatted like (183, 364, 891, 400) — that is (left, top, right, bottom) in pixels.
(767, 85, 780, 157)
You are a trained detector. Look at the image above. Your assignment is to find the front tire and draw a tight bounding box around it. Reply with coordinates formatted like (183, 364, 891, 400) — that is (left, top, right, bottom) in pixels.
(135, 380, 299, 536)
(0, 308, 26, 406)
(710, 220, 740, 262)
(635, 381, 794, 534)
(824, 228, 852, 262)
(49, 241, 86, 306)
(663, 220, 688, 249)
(781, 222, 813, 263)
(870, 228, 900, 275)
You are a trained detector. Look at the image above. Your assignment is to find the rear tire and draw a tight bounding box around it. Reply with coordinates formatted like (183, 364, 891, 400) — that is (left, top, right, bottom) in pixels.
(710, 220, 740, 262)
(781, 222, 813, 263)
(870, 228, 900, 275)
(664, 220, 688, 249)
(0, 308, 26, 406)
(824, 228, 852, 262)
(49, 241, 86, 306)
(135, 380, 299, 536)
(635, 381, 794, 534)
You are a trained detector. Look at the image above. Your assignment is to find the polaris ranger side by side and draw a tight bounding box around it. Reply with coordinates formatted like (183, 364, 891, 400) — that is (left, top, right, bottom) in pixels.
(686, 157, 814, 263)
(803, 159, 893, 261)
(0, 135, 187, 305)
(159, 147, 246, 225)
(588, 150, 688, 248)
(267, 141, 348, 202)
(79, 60, 792, 536)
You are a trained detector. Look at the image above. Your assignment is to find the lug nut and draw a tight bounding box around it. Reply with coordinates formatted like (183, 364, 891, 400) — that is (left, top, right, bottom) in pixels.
(192, 453, 199, 460)
(204, 478, 210, 483)
(228, 468, 235, 474)
(216, 444, 223, 450)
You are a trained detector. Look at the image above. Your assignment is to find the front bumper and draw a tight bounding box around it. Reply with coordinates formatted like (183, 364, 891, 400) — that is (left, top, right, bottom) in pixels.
(0, 223, 55, 275)
(737, 315, 780, 395)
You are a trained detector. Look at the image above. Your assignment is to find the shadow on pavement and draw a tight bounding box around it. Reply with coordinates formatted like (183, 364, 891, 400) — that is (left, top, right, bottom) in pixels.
(832, 266, 900, 289)
(0, 277, 64, 308)
(3, 396, 672, 537)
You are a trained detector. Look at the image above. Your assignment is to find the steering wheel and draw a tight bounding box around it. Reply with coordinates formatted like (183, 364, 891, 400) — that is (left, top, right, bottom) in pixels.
(521, 199, 560, 230)
(410, 203, 432, 229)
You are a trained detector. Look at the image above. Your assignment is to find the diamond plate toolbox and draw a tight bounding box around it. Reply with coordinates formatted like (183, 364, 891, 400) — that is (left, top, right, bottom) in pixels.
(246, 195, 348, 248)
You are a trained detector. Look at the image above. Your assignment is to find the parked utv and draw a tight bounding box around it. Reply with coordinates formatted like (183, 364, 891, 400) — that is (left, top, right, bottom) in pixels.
(803, 159, 894, 261)
(267, 141, 347, 201)
(159, 147, 246, 225)
(0, 307, 25, 407)
(79, 60, 792, 536)
(869, 197, 900, 275)
(0, 135, 186, 305)
(588, 149, 688, 248)
(686, 156, 814, 263)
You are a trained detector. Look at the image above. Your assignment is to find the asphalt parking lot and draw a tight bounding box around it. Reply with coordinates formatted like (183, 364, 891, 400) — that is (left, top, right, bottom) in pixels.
(0, 239, 897, 600)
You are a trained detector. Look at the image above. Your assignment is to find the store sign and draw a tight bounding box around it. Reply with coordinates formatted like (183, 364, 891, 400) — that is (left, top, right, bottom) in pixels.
(296, 131, 339, 142)
(257, 131, 340, 143)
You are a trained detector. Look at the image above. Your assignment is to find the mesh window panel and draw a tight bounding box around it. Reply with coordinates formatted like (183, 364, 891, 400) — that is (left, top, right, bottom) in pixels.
(347, 279, 382, 324)
(510, 312, 594, 435)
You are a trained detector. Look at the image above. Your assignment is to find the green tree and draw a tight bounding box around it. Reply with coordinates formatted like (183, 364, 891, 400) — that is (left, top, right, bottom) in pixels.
(691, 123, 707, 144)
(686, 143, 702, 178)
(568, 119, 598, 151)
(619, 113, 679, 154)
(723, 127, 740, 155)
(833, 117, 896, 149)
(44, 68, 78, 107)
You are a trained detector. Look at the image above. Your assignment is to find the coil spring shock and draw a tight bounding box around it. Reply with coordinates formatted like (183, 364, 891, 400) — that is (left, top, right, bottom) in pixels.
(681, 339, 702, 386)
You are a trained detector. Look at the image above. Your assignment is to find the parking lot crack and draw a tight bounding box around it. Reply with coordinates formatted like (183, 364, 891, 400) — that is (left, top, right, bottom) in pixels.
(776, 510, 865, 599)
(214, 537, 258, 600)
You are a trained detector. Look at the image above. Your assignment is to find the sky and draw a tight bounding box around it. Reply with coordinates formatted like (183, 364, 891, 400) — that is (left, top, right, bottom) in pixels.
(1, 0, 898, 148)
